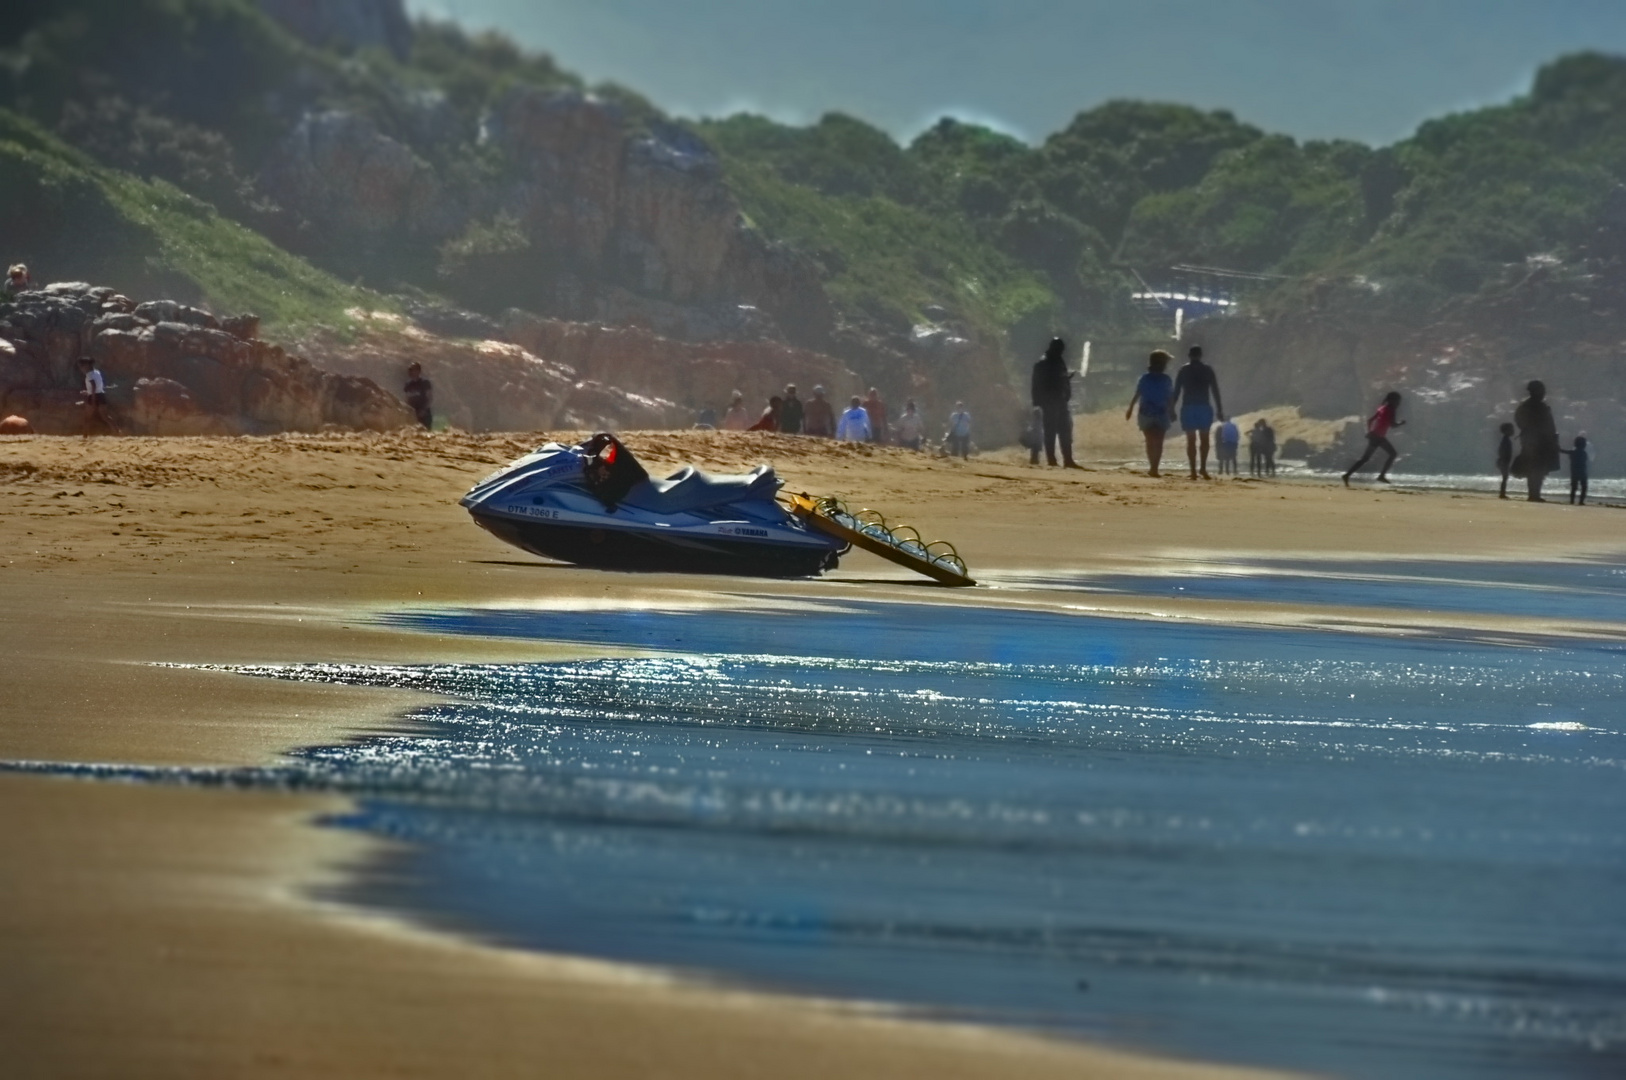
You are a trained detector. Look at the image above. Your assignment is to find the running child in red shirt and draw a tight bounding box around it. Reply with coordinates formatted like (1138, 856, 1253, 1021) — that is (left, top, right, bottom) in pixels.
(1342, 391, 1404, 485)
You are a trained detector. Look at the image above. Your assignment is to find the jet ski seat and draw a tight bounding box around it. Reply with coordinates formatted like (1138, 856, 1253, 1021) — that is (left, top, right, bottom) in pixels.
(620, 464, 780, 513)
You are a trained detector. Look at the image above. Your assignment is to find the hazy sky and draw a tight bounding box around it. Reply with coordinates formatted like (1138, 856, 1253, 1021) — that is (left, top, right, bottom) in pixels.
(405, 1, 1626, 146)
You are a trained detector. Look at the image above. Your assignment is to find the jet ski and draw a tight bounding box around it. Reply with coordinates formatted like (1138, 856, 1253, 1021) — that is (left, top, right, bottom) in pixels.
(460, 433, 845, 577)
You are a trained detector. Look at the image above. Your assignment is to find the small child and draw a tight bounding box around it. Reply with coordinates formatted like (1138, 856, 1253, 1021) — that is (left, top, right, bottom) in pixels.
(1496, 422, 1515, 499)
(1019, 406, 1043, 465)
(1559, 435, 1590, 505)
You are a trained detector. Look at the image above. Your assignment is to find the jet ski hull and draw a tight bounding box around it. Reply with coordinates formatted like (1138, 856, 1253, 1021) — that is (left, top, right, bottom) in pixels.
(470, 510, 838, 577)
(460, 437, 844, 578)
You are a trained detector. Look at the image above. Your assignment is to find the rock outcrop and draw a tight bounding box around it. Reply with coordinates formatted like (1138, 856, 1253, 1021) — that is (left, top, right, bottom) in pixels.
(299, 310, 865, 433)
(258, 90, 838, 351)
(0, 284, 416, 435)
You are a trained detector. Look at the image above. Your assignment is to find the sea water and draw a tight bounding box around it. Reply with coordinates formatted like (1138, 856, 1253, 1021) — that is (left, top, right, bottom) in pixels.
(213, 574, 1626, 1080)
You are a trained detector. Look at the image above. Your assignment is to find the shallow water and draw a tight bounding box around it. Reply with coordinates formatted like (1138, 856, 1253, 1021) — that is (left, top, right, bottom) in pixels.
(218, 588, 1626, 1080)
(995, 556, 1626, 626)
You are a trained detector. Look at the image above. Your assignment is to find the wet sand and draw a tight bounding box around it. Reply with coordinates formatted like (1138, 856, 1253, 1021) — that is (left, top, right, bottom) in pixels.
(5, 429, 1623, 1079)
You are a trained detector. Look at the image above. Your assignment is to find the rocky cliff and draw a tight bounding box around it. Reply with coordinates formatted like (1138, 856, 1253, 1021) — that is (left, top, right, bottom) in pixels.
(0, 283, 415, 435)
(298, 309, 866, 433)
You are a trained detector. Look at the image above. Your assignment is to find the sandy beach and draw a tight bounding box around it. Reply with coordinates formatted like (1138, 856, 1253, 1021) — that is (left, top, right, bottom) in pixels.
(5, 428, 1623, 1079)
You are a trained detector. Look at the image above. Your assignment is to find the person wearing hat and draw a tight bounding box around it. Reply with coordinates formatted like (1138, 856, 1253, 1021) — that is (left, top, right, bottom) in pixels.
(780, 384, 804, 434)
(802, 385, 835, 437)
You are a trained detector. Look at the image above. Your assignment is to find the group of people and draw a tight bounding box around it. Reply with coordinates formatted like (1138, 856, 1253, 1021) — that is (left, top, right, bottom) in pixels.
(1123, 350, 1595, 504)
(1497, 380, 1590, 504)
(1205, 417, 1279, 476)
(706, 384, 974, 456)
(1124, 346, 1226, 478)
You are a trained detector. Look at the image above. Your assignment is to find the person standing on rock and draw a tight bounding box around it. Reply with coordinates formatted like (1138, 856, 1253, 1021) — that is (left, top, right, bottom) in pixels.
(863, 388, 888, 443)
(1342, 391, 1404, 485)
(721, 391, 751, 431)
(1170, 345, 1224, 479)
(1514, 380, 1561, 502)
(803, 386, 835, 437)
(837, 396, 872, 442)
(404, 362, 433, 429)
(779, 385, 804, 434)
(1031, 337, 1078, 468)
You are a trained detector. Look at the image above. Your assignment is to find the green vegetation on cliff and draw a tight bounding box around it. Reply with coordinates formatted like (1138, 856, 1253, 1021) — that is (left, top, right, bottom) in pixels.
(6, 0, 1626, 373)
(699, 113, 1058, 342)
(0, 109, 371, 327)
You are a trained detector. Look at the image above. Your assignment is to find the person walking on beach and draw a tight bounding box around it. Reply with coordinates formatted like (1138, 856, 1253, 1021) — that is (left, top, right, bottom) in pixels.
(1261, 420, 1278, 477)
(1216, 417, 1240, 475)
(1342, 391, 1404, 485)
(720, 390, 751, 431)
(1124, 349, 1174, 476)
(1170, 346, 1223, 479)
(946, 402, 973, 459)
(779, 385, 804, 434)
(1560, 435, 1590, 505)
(1514, 380, 1560, 502)
(1032, 337, 1079, 468)
(894, 399, 924, 450)
(747, 395, 783, 432)
(837, 395, 872, 442)
(78, 356, 117, 435)
(404, 362, 433, 429)
(863, 388, 888, 443)
(1496, 422, 1516, 499)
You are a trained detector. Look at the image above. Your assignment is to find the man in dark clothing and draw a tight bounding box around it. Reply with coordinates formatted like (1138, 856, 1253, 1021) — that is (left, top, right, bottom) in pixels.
(404, 362, 433, 429)
(779, 384, 805, 434)
(1030, 337, 1078, 467)
(1170, 346, 1224, 479)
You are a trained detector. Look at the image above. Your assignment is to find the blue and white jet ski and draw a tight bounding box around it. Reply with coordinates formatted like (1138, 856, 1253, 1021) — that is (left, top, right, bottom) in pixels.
(460, 433, 845, 577)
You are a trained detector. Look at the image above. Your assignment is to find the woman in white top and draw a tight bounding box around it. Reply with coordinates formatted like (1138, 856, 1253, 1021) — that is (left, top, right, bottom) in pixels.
(893, 400, 924, 450)
(719, 390, 751, 431)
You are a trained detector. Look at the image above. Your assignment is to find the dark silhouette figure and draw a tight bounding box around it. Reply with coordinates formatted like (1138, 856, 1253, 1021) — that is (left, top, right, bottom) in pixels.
(1248, 419, 1267, 476)
(779, 385, 804, 434)
(1343, 391, 1404, 485)
(1171, 346, 1223, 479)
(1124, 350, 1174, 476)
(1514, 381, 1560, 502)
(1560, 435, 1590, 505)
(1261, 421, 1278, 476)
(404, 362, 433, 429)
(1496, 422, 1516, 499)
(1031, 337, 1078, 467)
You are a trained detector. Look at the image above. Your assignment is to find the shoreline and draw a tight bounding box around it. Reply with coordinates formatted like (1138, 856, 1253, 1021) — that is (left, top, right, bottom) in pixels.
(8, 429, 1626, 1078)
